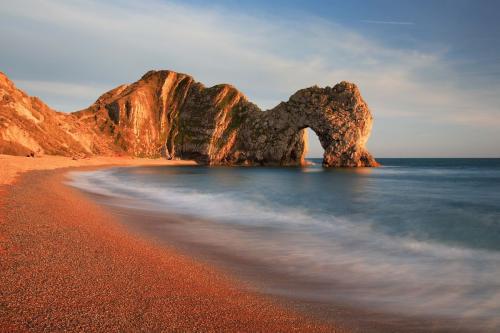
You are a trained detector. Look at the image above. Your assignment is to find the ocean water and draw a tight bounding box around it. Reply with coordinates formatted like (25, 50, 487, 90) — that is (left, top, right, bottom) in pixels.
(69, 158, 500, 328)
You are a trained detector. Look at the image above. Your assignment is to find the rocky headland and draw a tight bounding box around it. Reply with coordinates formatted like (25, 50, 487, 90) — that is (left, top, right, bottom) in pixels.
(0, 70, 377, 167)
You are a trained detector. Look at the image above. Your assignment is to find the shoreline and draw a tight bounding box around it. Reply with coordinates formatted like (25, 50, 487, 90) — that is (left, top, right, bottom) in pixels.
(71, 168, 476, 333)
(0, 154, 198, 186)
(0, 156, 337, 331)
(0, 155, 482, 332)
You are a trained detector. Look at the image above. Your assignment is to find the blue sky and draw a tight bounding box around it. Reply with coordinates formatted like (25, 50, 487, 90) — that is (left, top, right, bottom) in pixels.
(1, 0, 499, 157)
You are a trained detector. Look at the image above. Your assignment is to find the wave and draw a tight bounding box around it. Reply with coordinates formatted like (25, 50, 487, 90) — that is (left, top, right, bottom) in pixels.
(68, 167, 500, 328)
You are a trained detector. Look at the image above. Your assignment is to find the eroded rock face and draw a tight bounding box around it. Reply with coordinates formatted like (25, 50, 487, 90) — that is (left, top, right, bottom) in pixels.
(75, 70, 249, 162)
(227, 83, 377, 167)
(1, 70, 378, 167)
(0, 72, 116, 157)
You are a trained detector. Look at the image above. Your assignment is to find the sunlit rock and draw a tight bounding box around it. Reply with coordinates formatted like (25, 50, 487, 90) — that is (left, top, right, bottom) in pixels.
(1, 70, 377, 167)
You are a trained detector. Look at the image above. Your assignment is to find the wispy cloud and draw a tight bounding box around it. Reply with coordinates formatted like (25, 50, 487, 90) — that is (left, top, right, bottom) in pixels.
(360, 20, 415, 25)
(13, 79, 108, 111)
(15, 80, 106, 99)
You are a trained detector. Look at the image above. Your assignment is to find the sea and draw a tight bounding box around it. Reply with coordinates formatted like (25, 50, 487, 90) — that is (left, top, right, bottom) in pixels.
(69, 158, 500, 330)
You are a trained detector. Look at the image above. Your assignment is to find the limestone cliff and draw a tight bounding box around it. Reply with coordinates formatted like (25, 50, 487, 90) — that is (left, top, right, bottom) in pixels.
(0, 70, 377, 167)
(0, 72, 117, 157)
(228, 83, 377, 167)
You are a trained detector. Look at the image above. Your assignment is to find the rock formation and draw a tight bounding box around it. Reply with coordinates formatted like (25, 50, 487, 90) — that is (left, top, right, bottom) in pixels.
(0, 70, 378, 167)
(0, 72, 117, 157)
(228, 83, 377, 167)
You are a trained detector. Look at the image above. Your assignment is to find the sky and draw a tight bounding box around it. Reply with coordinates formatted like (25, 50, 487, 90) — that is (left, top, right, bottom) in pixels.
(1, 0, 499, 157)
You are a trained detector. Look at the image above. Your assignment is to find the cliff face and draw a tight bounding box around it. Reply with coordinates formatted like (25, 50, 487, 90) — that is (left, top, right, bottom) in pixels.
(0, 73, 116, 157)
(0, 70, 377, 167)
(75, 70, 249, 162)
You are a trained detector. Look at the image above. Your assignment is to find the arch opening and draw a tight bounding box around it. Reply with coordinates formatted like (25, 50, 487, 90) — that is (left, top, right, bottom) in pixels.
(298, 127, 326, 167)
(305, 128, 324, 159)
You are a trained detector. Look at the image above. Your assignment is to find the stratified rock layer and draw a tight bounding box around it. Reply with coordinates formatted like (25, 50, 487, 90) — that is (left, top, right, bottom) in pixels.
(0, 73, 117, 157)
(1, 70, 378, 167)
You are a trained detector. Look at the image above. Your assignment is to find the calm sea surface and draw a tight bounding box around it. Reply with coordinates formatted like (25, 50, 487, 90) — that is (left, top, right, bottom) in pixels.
(69, 158, 500, 328)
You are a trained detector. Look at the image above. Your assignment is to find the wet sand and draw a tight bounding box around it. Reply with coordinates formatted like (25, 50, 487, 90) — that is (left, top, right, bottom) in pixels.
(0, 160, 339, 331)
(0, 154, 197, 185)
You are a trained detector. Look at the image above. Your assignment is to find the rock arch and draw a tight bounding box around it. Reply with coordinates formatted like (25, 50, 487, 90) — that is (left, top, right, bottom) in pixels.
(72, 70, 377, 167)
(225, 82, 378, 167)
